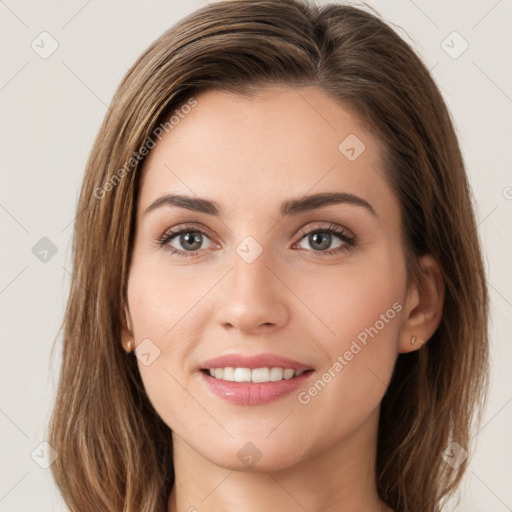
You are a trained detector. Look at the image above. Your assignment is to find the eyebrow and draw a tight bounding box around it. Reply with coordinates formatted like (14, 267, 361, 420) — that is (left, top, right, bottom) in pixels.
(144, 191, 377, 218)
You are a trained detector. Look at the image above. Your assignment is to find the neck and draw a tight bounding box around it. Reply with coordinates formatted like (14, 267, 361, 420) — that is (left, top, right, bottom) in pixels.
(167, 407, 393, 512)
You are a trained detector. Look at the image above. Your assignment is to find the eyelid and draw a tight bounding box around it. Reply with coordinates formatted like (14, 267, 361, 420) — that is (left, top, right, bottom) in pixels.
(157, 222, 217, 244)
(294, 221, 355, 243)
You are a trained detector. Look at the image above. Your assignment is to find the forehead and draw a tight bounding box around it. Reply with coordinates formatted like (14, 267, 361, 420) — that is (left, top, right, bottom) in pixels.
(138, 85, 394, 219)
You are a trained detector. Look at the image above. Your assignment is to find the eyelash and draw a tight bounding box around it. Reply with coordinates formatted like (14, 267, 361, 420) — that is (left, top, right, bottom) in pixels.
(157, 222, 356, 259)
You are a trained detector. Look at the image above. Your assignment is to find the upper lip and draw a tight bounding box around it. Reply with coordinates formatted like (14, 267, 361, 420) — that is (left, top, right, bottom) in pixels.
(199, 353, 314, 371)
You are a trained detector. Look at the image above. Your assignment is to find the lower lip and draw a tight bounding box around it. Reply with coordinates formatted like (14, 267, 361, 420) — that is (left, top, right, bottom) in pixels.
(199, 370, 315, 405)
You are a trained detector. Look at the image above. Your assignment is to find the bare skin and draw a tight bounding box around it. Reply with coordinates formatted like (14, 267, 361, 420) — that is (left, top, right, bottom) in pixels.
(121, 85, 444, 512)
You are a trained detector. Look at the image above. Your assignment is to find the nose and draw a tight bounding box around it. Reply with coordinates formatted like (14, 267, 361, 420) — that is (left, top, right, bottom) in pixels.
(215, 245, 289, 335)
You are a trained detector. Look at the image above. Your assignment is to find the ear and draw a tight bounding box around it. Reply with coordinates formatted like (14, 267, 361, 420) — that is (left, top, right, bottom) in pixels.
(399, 254, 445, 353)
(120, 303, 134, 349)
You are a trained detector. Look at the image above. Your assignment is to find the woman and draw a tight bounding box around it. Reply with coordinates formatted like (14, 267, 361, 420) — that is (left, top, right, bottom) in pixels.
(48, 1, 489, 511)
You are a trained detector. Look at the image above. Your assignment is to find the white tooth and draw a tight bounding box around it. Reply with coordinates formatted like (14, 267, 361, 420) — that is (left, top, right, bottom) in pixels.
(223, 367, 235, 381)
(234, 367, 252, 382)
(252, 368, 270, 383)
(209, 366, 304, 382)
(269, 367, 284, 381)
(283, 368, 295, 380)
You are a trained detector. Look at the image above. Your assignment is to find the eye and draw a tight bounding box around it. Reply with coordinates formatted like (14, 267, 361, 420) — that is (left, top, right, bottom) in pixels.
(157, 224, 214, 258)
(157, 222, 356, 259)
(294, 223, 356, 256)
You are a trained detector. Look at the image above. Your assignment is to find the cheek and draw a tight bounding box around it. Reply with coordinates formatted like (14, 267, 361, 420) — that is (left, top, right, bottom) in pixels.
(275, 263, 405, 465)
(125, 261, 209, 415)
(292, 247, 405, 350)
(127, 250, 217, 342)
(291, 264, 403, 443)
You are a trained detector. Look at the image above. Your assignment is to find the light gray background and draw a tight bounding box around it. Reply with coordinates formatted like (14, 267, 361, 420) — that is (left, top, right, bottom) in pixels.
(1, 1, 511, 510)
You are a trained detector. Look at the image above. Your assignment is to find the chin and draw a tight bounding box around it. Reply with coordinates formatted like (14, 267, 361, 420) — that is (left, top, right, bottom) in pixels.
(198, 437, 309, 473)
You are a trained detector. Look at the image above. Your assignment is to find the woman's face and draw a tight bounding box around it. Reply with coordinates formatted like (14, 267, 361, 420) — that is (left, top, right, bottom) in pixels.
(125, 85, 411, 470)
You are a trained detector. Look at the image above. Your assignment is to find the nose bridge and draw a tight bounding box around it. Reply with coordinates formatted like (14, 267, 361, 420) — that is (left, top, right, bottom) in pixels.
(233, 239, 271, 294)
(217, 235, 288, 331)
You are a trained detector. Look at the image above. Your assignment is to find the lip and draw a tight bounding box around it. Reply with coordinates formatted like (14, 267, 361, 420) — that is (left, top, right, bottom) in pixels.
(199, 369, 315, 405)
(198, 353, 315, 406)
(199, 352, 314, 371)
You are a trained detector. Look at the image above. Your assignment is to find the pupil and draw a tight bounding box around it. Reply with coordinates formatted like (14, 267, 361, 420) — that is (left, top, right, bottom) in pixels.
(311, 232, 331, 250)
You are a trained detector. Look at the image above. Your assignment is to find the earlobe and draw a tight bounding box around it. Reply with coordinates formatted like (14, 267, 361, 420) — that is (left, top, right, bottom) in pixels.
(399, 254, 445, 354)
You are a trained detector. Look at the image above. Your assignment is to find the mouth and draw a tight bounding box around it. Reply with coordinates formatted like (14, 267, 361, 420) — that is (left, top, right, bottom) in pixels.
(199, 367, 316, 406)
(197, 353, 315, 404)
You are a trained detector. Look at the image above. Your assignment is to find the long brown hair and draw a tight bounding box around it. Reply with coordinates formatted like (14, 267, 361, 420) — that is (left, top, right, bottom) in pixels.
(48, 1, 489, 510)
